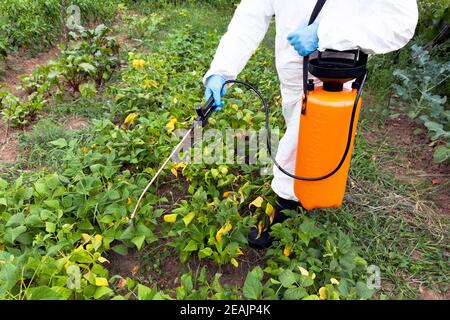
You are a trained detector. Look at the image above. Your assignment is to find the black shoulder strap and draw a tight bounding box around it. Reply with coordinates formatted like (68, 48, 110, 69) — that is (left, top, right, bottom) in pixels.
(302, 0, 327, 114)
(309, 0, 327, 25)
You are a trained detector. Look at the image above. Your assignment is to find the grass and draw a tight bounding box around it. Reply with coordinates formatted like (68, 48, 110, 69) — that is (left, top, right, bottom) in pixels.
(2, 1, 448, 299)
(17, 117, 92, 170)
(317, 121, 450, 299)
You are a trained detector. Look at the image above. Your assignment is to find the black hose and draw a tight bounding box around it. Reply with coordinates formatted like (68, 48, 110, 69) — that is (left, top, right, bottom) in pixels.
(221, 72, 367, 181)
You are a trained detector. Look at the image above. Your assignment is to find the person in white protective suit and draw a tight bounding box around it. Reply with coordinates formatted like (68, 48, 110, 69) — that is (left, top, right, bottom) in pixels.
(203, 0, 419, 248)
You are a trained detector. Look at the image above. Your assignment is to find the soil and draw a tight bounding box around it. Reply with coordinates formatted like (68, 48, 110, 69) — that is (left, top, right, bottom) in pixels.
(106, 241, 266, 295)
(419, 287, 450, 300)
(63, 116, 90, 131)
(107, 247, 141, 279)
(187, 249, 266, 288)
(0, 120, 20, 165)
(0, 46, 61, 166)
(0, 47, 60, 98)
(0, 123, 19, 164)
(361, 114, 450, 215)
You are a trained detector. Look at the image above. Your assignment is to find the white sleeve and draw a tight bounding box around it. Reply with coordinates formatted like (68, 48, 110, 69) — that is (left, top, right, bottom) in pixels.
(317, 0, 419, 54)
(203, 0, 274, 84)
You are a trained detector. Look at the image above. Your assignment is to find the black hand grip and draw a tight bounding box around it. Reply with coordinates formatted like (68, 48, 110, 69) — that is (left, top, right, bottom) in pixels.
(194, 96, 216, 127)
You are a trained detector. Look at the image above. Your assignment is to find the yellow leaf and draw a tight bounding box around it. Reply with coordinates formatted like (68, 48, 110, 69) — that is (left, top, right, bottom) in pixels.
(182, 212, 195, 226)
(223, 191, 231, 198)
(81, 233, 91, 242)
(123, 112, 139, 125)
(283, 245, 292, 257)
(319, 287, 327, 300)
(132, 59, 145, 69)
(127, 198, 132, 205)
(299, 266, 309, 277)
(95, 277, 109, 287)
(311, 272, 316, 280)
(216, 222, 232, 242)
(165, 117, 177, 134)
(231, 104, 239, 111)
(231, 258, 239, 268)
(81, 146, 89, 154)
(148, 79, 158, 88)
(164, 214, 178, 223)
(237, 247, 244, 256)
(98, 257, 109, 263)
(171, 162, 187, 177)
(94, 234, 103, 243)
(249, 196, 264, 209)
(265, 203, 274, 216)
(224, 222, 233, 233)
(330, 278, 340, 285)
(215, 229, 223, 242)
(257, 221, 264, 237)
(266, 203, 275, 224)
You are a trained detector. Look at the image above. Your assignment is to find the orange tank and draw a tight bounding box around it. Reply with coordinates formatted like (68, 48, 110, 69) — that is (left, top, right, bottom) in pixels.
(294, 86, 362, 211)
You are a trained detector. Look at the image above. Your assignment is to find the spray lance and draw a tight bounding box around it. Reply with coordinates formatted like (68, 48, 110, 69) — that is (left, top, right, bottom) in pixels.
(130, 0, 369, 222)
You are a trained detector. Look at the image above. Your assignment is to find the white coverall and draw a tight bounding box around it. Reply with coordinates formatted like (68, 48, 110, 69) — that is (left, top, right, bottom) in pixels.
(204, 0, 419, 201)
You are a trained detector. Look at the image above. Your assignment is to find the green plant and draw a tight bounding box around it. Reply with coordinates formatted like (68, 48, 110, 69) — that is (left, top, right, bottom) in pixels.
(393, 45, 450, 163)
(60, 24, 120, 93)
(0, 92, 44, 127)
(247, 211, 375, 300)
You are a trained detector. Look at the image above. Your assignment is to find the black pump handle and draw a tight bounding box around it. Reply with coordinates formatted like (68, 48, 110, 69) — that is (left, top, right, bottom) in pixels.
(194, 96, 216, 127)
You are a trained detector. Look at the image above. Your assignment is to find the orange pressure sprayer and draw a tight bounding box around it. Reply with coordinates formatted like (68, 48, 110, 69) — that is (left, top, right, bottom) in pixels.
(293, 50, 368, 210)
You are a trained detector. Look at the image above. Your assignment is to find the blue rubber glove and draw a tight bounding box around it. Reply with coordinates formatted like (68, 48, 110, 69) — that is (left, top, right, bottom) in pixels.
(204, 75, 226, 111)
(287, 22, 319, 57)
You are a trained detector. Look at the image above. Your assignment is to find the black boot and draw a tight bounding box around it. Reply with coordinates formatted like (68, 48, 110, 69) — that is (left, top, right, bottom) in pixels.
(247, 197, 301, 249)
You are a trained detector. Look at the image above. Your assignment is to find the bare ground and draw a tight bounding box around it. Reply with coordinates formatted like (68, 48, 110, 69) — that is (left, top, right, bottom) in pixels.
(0, 47, 60, 98)
(106, 241, 266, 296)
(362, 114, 449, 216)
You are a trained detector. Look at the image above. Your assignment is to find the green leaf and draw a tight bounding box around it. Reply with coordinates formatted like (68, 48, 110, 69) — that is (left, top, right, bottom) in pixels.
(284, 287, 307, 300)
(94, 286, 113, 300)
(79, 63, 97, 73)
(131, 235, 146, 250)
(243, 268, 263, 300)
(70, 250, 93, 264)
(45, 222, 56, 233)
(279, 269, 297, 288)
(184, 240, 198, 252)
(112, 244, 128, 256)
(199, 247, 213, 258)
(0, 178, 7, 190)
(356, 282, 374, 299)
(6, 213, 24, 227)
(5, 225, 27, 243)
(303, 294, 320, 300)
(182, 212, 195, 226)
(25, 286, 64, 300)
(50, 138, 68, 148)
(137, 284, 156, 300)
(433, 145, 450, 163)
(34, 182, 48, 195)
(44, 200, 60, 209)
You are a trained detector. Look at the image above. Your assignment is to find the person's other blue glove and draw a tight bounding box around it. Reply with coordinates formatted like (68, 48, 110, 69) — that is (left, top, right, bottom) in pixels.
(204, 75, 226, 111)
(287, 22, 319, 57)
